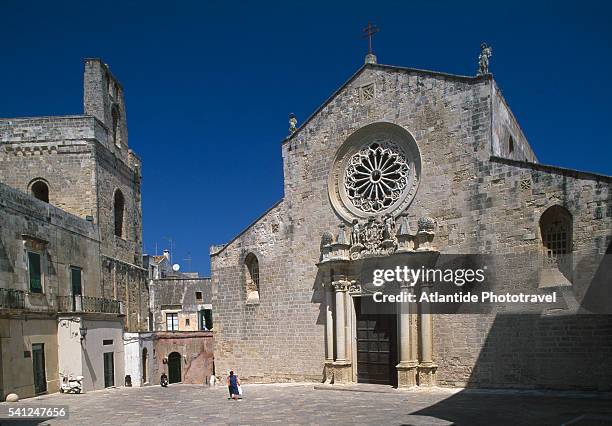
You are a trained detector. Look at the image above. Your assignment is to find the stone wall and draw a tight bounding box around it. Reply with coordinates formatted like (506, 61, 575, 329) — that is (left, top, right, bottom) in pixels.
(491, 80, 537, 162)
(433, 156, 612, 389)
(211, 62, 612, 389)
(0, 181, 101, 302)
(150, 278, 212, 332)
(101, 257, 149, 332)
(0, 116, 100, 219)
(153, 331, 214, 385)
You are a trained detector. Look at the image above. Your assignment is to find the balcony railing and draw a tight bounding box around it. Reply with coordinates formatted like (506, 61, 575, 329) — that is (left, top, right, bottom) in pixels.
(0, 288, 26, 309)
(57, 295, 123, 315)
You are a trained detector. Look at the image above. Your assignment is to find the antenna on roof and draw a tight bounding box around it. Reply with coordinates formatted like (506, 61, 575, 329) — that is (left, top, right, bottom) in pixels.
(183, 252, 192, 271)
(163, 236, 174, 263)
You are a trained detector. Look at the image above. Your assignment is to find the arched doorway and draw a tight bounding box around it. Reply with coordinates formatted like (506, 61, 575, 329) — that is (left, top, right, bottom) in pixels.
(167, 352, 181, 384)
(142, 348, 148, 384)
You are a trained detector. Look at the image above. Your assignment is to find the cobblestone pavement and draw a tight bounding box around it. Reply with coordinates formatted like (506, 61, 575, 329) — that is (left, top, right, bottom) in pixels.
(2, 383, 612, 426)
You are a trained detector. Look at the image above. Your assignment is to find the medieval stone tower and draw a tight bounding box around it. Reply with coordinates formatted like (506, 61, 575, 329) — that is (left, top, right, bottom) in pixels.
(0, 59, 147, 331)
(0, 59, 142, 266)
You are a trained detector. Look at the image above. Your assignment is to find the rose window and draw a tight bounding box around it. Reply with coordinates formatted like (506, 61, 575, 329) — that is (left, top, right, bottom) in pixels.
(344, 141, 410, 213)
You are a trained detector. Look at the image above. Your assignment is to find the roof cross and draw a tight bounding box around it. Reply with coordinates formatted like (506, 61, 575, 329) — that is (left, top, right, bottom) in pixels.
(362, 22, 380, 55)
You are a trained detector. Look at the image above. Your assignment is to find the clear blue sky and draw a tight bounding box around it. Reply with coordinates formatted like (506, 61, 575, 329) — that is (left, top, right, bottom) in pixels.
(2, 0, 611, 275)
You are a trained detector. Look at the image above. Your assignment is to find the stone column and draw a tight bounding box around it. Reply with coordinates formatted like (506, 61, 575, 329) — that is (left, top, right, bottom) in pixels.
(418, 280, 437, 386)
(396, 284, 418, 387)
(325, 283, 334, 363)
(323, 282, 335, 384)
(332, 279, 351, 383)
(335, 283, 347, 362)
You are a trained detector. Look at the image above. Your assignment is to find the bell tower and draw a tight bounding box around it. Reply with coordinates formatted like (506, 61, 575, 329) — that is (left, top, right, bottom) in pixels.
(84, 58, 129, 154)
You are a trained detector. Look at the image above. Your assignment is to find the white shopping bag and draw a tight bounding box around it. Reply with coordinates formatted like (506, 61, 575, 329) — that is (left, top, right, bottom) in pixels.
(238, 385, 243, 396)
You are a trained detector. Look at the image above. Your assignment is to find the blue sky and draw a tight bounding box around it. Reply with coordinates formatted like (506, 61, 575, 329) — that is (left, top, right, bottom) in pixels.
(2, 0, 611, 275)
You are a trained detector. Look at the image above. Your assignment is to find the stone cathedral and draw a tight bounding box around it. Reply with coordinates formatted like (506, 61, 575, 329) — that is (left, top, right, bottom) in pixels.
(211, 49, 612, 390)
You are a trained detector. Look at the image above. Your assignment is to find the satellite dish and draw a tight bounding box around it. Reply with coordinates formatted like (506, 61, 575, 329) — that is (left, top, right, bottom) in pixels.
(172, 264, 180, 272)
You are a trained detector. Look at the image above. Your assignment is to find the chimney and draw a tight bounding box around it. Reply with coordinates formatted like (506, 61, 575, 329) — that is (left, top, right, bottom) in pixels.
(163, 249, 170, 260)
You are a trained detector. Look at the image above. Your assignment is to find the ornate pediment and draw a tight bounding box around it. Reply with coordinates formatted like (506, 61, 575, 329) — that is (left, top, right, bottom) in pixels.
(319, 215, 437, 263)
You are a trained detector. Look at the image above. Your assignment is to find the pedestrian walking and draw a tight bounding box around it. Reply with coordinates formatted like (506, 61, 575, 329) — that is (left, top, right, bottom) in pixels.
(227, 370, 240, 400)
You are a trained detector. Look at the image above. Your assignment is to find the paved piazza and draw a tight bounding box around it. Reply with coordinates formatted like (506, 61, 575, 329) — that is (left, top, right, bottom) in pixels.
(2, 383, 612, 425)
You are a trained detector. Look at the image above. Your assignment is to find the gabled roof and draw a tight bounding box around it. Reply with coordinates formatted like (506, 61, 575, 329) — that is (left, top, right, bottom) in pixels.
(282, 62, 490, 145)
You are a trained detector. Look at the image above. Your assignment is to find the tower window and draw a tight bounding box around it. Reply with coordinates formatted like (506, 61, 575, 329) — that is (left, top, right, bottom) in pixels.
(245, 253, 260, 303)
(114, 189, 125, 238)
(111, 104, 121, 147)
(30, 180, 49, 203)
(509, 136, 515, 154)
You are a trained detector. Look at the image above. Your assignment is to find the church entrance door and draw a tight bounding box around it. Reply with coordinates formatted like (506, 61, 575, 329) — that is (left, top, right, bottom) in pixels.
(355, 296, 397, 386)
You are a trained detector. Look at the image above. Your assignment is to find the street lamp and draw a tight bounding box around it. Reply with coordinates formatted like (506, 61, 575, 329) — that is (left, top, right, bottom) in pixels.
(79, 326, 88, 342)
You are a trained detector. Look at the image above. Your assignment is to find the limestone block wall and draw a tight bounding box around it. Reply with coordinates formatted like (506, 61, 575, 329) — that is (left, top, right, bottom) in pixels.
(491, 81, 537, 162)
(0, 181, 101, 302)
(0, 116, 100, 219)
(101, 256, 149, 332)
(84, 58, 130, 159)
(433, 157, 612, 390)
(94, 143, 143, 266)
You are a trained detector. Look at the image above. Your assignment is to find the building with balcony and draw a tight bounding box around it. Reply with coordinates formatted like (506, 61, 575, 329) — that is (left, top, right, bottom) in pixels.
(0, 59, 148, 399)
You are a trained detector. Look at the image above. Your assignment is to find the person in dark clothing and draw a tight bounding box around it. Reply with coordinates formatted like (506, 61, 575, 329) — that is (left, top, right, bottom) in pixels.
(227, 370, 240, 400)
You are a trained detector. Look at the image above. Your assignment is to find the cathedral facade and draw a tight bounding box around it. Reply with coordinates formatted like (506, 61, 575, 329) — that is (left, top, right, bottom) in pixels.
(211, 54, 612, 390)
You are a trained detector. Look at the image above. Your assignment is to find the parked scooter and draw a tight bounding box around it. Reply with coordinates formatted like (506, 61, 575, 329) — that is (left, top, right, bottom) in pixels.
(59, 373, 83, 394)
(160, 373, 168, 387)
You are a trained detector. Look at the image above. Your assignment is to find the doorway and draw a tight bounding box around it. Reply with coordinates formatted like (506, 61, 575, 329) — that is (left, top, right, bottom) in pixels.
(355, 296, 398, 386)
(142, 348, 148, 384)
(32, 343, 47, 394)
(168, 352, 182, 384)
(103, 352, 115, 388)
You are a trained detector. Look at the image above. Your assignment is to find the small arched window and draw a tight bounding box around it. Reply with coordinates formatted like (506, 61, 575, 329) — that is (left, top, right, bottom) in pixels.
(540, 205, 572, 279)
(508, 136, 515, 154)
(114, 189, 125, 238)
(245, 253, 260, 303)
(111, 104, 121, 147)
(30, 179, 49, 203)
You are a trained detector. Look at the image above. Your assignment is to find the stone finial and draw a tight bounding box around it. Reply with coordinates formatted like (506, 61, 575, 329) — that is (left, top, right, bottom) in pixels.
(416, 216, 436, 251)
(477, 42, 493, 76)
(396, 215, 412, 236)
(365, 53, 377, 64)
(321, 231, 334, 247)
(288, 113, 298, 134)
(417, 217, 436, 233)
(396, 215, 414, 252)
(336, 223, 348, 245)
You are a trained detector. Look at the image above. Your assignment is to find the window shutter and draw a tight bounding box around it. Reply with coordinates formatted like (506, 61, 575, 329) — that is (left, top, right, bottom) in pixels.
(204, 309, 213, 331)
(28, 252, 42, 293)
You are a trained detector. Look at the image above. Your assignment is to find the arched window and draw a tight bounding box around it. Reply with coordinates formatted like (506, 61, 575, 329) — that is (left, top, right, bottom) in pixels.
(540, 205, 572, 278)
(30, 179, 49, 203)
(111, 104, 121, 147)
(245, 253, 260, 303)
(114, 189, 125, 238)
(508, 136, 515, 154)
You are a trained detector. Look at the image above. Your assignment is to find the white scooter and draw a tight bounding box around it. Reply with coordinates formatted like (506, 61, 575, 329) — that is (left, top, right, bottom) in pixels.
(59, 373, 83, 394)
